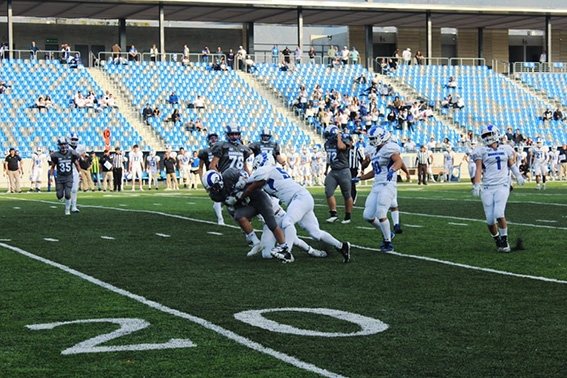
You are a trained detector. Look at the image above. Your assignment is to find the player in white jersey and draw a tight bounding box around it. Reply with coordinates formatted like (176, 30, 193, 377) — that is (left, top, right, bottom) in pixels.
(441, 146, 455, 182)
(299, 147, 312, 186)
(286, 149, 299, 181)
(29, 147, 47, 192)
(460, 140, 478, 183)
(548, 145, 560, 180)
(310, 146, 324, 186)
(239, 152, 351, 263)
(177, 147, 191, 189)
(529, 138, 549, 190)
(67, 132, 81, 213)
(128, 144, 144, 190)
(352, 126, 403, 252)
(146, 150, 160, 190)
(472, 125, 525, 253)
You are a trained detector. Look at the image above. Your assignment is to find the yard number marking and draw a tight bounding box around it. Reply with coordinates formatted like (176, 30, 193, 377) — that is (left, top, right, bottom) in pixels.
(26, 318, 196, 355)
(234, 308, 388, 337)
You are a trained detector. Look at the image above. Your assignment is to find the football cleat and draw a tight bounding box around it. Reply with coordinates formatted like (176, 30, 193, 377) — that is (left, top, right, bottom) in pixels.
(65, 209, 70, 215)
(326, 216, 339, 223)
(217, 218, 225, 226)
(393, 224, 403, 234)
(341, 218, 351, 224)
(72, 208, 80, 213)
(381, 241, 394, 252)
(498, 236, 511, 253)
(307, 247, 327, 258)
(270, 245, 294, 263)
(337, 241, 350, 263)
(247, 243, 263, 257)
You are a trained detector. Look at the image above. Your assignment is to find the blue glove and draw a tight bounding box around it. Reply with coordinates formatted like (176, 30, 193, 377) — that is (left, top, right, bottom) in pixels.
(351, 177, 361, 184)
(386, 169, 395, 181)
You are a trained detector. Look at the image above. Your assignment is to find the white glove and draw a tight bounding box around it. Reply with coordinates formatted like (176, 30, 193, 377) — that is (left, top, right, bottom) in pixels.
(225, 195, 237, 206)
(472, 183, 481, 197)
(516, 175, 526, 186)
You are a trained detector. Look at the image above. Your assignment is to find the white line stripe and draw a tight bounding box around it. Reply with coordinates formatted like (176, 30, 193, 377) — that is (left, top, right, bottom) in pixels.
(207, 232, 224, 236)
(4, 197, 566, 283)
(536, 220, 558, 223)
(448, 222, 469, 226)
(398, 195, 567, 207)
(0, 242, 345, 378)
(44, 238, 59, 242)
(101, 236, 115, 240)
(404, 224, 423, 228)
(156, 233, 171, 238)
(356, 226, 376, 230)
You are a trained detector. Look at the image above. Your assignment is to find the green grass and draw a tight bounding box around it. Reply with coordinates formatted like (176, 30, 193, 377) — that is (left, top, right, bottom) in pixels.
(1, 182, 566, 377)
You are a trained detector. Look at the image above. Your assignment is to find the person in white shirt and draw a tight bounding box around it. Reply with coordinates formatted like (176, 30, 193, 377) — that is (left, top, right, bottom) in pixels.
(177, 147, 191, 189)
(529, 137, 549, 190)
(548, 145, 560, 180)
(441, 146, 455, 182)
(238, 153, 351, 263)
(146, 150, 160, 190)
(193, 95, 205, 109)
(472, 125, 524, 252)
(352, 125, 403, 252)
(29, 147, 46, 192)
(404, 138, 416, 151)
(299, 146, 312, 186)
(460, 139, 478, 183)
(402, 48, 412, 65)
(128, 144, 144, 191)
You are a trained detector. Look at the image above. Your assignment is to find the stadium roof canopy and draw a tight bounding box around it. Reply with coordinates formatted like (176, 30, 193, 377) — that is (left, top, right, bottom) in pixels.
(1, 0, 567, 29)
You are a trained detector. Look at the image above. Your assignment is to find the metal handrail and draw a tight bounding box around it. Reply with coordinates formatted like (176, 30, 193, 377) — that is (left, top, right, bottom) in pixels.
(449, 57, 486, 66)
(3, 49, 81, 61)
(492, 59, 510, 75)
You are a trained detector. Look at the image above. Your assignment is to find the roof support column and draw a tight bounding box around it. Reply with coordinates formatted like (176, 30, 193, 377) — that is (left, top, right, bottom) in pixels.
(245, 22, 254, 55)
(426, 11, 432, 60)
(7, 0, 13, 59)
(365, 25, 374, 70)
(298, 8, 303, 56)
(159, 4, 165, 61)
(119, 18, 127, 52)
(545, 15, 552, 63)
(478, 27, 484, 59)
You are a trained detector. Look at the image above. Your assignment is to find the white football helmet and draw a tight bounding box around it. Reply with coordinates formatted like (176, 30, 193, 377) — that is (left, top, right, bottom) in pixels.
(150, 149, 156, 157)
(367, 125, 390, 147)
(67, 132, 80, 148)
(481, 125, 500, 146)
(75, 144, 87, 155)
(252, 152, 275, 171)
(537, 137, 544, 147)
(202, 170, 223, 192)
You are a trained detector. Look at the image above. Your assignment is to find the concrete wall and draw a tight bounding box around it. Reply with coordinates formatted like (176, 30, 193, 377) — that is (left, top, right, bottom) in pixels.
(483, 29, 509, 64)
(396, 27, 442, 58)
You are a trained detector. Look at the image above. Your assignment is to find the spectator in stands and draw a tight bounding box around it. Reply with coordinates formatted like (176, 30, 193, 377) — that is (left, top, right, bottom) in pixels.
(402, 48, 412, 65)
(245, 55, 256, 73)
(392, 96, 403, 111)
(153, 107, 161, 118)
(271, 45, 279, 64)
(0, 79, 7, 94)
(540, 50, 547, 64)
(397, 109, 408, 130)
(427, 137, 437, 150)
(168, 92, 179, 105)
(237, 46, 247, 70)
(350, 47, 359, 65)
(85, 92, 96, 108)
(185, 119, 196, 133)
(513, 129, 525, 145)
(447, 76, 457, 88)
(505, 127, 514, 141)
(226, 48, 235, 69)
(308, 47, 316, 64)
(454, 95, 465, 109)
(60, 43, 70, 62)
(386, 109, 397, 124)
(340, 46, 349, 65)
(543, 108, 553, 121)
(142, 104, 153, 124)
(128, 45, 138, 61)
(441, 137, 453, 149)
(282, 46, 291, 64)
(441, 94, 453, 108)
(294, 46, 302, 64)
(75, 92, 86, 108)
(388, 58, 397, 71)
(0, 42, 7, 59)
(107, 94, 117, 108)
(354, 72, 367, 84)
(182, 54, 190, 66)
(44, 95, 53, 109)
(112, 43, 121, 61)
(405, 138, 416, 151)
(202, 46, 210, 63)
(215, 46, 223, 60)
(183, 44, 190, 59)
(69, 53, 81, 68)
(525, 136, 533, 146)
(393, 49, 400, 63)
(168, 109, 180, 124)
(30, 41, 40, 59)
(194, 95, 205, 109)
(407, 110, 415, 132)
(553, 107, 564, 121)
(195, 118, 207, 133)
(415, 50, 424, 65)
(378, 58, 389, 74)
(150, 44, 158, 62)
(327, 45, 336, 66)
(35, 96, 46, 109)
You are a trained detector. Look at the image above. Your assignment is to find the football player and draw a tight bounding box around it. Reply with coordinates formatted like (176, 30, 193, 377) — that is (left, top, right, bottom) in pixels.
(210, 123, 251, 174)
(441, 146, 455, 182)
(29, 146, 46, 192)
(50, 138, 81, 215)
(146, 150, 160, 190)
(238, 153, 351, 263)
(67, 132, 82, 213)
(177, 147, 191, 189)
(529, 137, 549, 190)
(310, 145, 324, 186)
(352, 126, 403, 251)
(460, 139, 478, 183)
(323, 125, 353, 224)
(202, 168, 288, 260)
(298, 146, 312, 186)
(286, 148, 299, 181)
(128, 144, 144, 191)
(199, 132, 224, 225)
(472, 125, 525, 252)
(248, 127, 286, 166)
(549, 145, 560, 180)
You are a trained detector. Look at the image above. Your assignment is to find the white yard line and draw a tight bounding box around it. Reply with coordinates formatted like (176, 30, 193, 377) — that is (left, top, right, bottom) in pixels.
(3, 197, 567, 284)
(0, 242, 345, 378)
(207, 232, 224, 236)
(398, 195, 567, 207)
(536, 220, 558, 223)
(448, 222, 469, 226)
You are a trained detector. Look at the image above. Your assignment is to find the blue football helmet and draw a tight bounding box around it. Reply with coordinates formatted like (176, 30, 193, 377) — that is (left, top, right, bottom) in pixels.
(225, 123, 241, 144)
(207, 132, 219, 146)
(260, 127, 272, 143)
(202, 170, 223, 192)
(324, 125, 339, 141)
(67, 132, 80, 148)
(57, 137, 69, 153)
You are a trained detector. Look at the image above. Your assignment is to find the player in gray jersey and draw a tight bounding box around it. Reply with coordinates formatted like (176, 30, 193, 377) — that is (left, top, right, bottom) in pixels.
(323, 125, 353, 224)
(199, 132, 224, 225)
(202, 168, 288, 259)
(248, 127, 286, 166)
(210, 123, 251, 174)
(50, 137, 81, 215)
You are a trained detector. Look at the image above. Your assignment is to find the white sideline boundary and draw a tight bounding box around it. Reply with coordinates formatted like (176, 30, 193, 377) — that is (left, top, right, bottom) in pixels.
(3, 196, 567, 284)
(0, 242, 345, 378)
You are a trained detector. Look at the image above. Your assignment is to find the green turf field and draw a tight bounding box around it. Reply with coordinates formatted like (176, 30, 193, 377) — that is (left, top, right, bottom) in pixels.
(1, 182, 566, 377)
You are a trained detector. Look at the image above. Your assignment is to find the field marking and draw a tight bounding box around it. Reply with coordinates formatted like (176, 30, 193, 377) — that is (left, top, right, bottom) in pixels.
(44, 238, 59, 242)
(207, 232, 224, 236)
(0, 242, 345, 378)
(448, 222, 469, 226)
(153, 203, 162, 206)
(536, 220, 558, 223)
(398, 195, 567, 207)
(0, 238, 11, 241)
(356, 226, 376, 230)
(13, 206, 20, 209)
(186, 202, 196, 205)
(119, 204, 128, 207)
(101, 236, 115, 240)
(50, 206, 58, 209)
(4, 197, 567, 284)
(156, 233, 171, 238)
(404, 224, 423, 228)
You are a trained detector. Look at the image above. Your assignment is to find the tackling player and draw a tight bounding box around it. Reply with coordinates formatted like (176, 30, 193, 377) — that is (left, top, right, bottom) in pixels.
(50, 138, 81, 215)
(199, 132, 224, 225)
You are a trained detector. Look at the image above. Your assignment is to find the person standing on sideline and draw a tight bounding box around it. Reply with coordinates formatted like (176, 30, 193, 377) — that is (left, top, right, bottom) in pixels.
(100, 150, 113, 191)
(77, 146, 95, 192)
(111, 147, 126, 191)
(29, 147, 46, 192)
(348, 135, 365, 204)
(163, 151, 179, 190)
(90, 151, 101, 191)
(472, 125, 525, 252)
(189, 151, 200, 189)
(146, 150, 161, 190)
(4, 148, 22, 193)
(415, 145, 429, 185)
(128, 144, 144, 191)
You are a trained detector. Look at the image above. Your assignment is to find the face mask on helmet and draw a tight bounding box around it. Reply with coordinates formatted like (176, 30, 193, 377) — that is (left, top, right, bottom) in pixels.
(324, 126, 339, 140)
(207, 133, 219, 146)
(202, 170, 224, 192)
(252, 152, 275, 171)
(481, 126, 500, 146)
(260, 128, 272, 143)
(58, 138, 69, 153)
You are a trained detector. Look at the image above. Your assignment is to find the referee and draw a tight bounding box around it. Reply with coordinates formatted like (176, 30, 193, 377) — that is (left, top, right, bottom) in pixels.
(348, 137, 365, 204)
(415, 145, 429, 185)
(111, 147, 126, 191)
